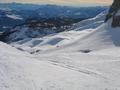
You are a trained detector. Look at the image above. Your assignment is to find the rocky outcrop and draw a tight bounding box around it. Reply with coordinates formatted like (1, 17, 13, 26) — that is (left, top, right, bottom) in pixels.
(105, 0, 120, 27)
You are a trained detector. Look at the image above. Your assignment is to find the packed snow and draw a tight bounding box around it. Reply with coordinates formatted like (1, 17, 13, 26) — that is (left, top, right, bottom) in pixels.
(1, 11, 120, 90)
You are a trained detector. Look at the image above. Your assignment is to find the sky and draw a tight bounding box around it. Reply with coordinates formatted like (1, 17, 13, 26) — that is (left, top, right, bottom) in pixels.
(0, 0, 113, 6)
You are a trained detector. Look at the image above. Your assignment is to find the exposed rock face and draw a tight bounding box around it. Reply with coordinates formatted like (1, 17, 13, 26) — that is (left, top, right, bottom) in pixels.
(105, 0, 120, 27)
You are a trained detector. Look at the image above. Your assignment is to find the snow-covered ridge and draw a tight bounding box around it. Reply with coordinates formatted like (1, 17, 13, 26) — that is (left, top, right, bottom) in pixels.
(70, 11, 107, 31)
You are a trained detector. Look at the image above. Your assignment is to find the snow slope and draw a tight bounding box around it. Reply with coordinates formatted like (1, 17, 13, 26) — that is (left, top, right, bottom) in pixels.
(2, 39, 120, 90)
(10, 29, 93, 53)
(32, 18, 120, 90)
(0, 41, 105, 90)
(70, 11, 107, 31)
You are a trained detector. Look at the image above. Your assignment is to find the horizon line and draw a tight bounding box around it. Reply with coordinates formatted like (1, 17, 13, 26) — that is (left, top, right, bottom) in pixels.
(0, 2, 111, 7)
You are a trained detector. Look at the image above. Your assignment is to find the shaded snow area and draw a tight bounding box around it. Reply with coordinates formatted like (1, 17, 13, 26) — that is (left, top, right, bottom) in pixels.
(1, 11, 120, 90)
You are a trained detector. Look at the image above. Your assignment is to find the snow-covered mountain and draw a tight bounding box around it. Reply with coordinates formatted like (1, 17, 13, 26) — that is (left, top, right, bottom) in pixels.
(0, 3, 107, 18)
(1, 2, 120, 90)
(0, 8, 24, 31)
(1, 15, 120, 90)
(2, 10, 107, 43)
(70, 10, 107, 30)
(5, 10, 107, 52)
(0, 3, 107, 32)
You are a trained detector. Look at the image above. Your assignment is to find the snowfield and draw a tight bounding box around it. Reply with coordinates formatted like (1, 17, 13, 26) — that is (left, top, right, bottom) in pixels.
(1, 11, 120, 90)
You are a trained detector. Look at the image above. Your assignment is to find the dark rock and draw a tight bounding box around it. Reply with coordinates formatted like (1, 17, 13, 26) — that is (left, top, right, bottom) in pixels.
(105, 0, 120, 27)
(79, 49, 92, 53)
(112, 16, 120, 27)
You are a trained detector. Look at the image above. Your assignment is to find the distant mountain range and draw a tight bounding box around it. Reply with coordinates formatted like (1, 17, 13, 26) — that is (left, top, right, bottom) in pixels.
(0, 3, 108, 32)
(0, 3, 108, 18)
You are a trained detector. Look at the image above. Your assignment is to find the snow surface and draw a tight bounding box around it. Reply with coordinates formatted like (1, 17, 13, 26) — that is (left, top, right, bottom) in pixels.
(6, 14, 23, 20)
(70, 11, 107, 31)
(1, 11, 120, 90)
